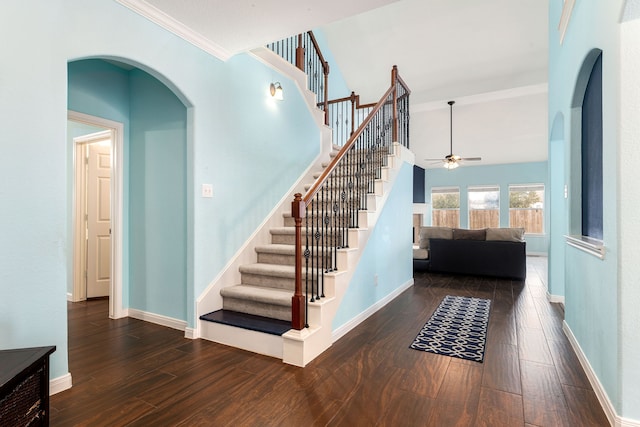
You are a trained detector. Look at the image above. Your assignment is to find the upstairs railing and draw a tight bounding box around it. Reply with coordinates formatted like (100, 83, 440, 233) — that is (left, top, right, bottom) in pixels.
(325, 92, 376, 147)
(267, 32, 329, 125)
(291, 66, 411, 329)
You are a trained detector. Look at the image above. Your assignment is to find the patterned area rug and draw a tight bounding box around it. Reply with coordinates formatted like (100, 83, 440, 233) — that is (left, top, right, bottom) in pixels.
(410, 295, 491, 362)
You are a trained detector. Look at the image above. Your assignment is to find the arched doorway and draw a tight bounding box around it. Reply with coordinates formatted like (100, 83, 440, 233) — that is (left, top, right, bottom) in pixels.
(67, 58, 190, 324)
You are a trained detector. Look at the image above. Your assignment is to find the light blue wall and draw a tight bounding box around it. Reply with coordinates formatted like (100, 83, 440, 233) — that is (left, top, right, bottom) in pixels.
(333, 162, 413, 330)
(547, 113, 566, 298)
(548, 0, 624, 417)
(129, 69, 188, 320)
(425, 162, 549, 254)
(0, 0, 321, 382)
(309, 29, 351, 100)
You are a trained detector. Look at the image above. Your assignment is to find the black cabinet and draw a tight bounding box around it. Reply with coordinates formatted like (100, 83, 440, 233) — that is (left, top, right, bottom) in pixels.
(0, 346, 56, 426)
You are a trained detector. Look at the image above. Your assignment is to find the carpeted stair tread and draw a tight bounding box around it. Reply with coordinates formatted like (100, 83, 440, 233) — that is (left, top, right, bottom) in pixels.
(255, 244, 295, 255)
(239, 263, 296, 277)
(220, 284, 292, 306)
(200, 309, 291, 336)
(270, 227, 296, 235)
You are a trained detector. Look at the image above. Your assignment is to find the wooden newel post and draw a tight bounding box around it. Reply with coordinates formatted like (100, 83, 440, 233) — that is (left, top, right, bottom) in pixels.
(391, 65, 399, 143)
(350, 91, 357, 135)
(291, 193, 306, 330)
(295, 34, 305, 71)
(323, 62, 330, 126)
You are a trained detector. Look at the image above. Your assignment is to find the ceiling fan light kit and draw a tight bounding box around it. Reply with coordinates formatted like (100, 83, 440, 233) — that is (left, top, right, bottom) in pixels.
(425, 100, 482, 169)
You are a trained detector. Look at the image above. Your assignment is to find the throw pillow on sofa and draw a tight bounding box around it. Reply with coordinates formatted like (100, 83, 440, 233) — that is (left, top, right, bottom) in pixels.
(453, 228, 486, 240)
(485, 227, 525, 242)
(418, 226, 453, 250)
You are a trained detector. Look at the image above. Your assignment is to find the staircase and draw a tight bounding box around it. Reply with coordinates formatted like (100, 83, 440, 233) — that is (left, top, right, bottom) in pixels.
(195, 37, 412, 366)
(215, 145, 342, 324)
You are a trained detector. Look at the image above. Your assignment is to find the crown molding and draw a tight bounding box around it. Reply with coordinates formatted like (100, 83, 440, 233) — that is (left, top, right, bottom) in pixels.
(558, 0, 576, 44)
(115, 0, 232, 61)
(412, 83, 548, 113)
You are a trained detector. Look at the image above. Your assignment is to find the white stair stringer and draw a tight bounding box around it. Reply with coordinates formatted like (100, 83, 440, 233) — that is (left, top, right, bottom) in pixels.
(193, 47, 334, 340)
(283, 143, 414, 367)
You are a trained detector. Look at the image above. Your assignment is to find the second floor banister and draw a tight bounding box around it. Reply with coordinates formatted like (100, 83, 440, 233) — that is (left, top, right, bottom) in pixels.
(324, 92, 376, 147)
(291, 66, 411, 330)
(267, 31, 329, 125)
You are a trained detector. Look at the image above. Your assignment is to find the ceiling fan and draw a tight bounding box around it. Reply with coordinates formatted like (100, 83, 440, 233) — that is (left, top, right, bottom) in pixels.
(425, 100, 482, 169)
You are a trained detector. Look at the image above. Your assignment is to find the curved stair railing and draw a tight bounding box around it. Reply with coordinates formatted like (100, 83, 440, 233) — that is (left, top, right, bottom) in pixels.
(291, 66, 411, 329)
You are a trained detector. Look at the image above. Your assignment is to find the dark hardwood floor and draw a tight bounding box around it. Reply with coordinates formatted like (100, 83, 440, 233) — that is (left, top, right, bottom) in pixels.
(51, 257, 609, 426)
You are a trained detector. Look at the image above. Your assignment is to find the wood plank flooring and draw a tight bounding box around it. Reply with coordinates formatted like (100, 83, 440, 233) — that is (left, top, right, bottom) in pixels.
(51, 257, 610, 426)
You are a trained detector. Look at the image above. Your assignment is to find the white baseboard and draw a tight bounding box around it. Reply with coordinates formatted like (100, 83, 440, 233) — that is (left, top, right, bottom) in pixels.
(563, 321, 640, 427)
(547, 292, 565, 305)
(332, 278, 414, 342)
(620, 417, 640, 427)
(128, 309, 187, 332)
(184, 327, 197, 339)
(50, 373, 72, 395)
(527, 251, 548, 257)
(66, 292, 72, 302)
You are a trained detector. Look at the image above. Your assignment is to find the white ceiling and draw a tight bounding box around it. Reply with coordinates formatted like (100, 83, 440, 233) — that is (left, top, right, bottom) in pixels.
(119, 0, 549, 169)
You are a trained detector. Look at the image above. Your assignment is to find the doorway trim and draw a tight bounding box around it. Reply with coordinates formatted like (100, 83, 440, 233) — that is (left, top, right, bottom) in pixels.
(68, 110, 125, 319)
(73, 130, 112, 302)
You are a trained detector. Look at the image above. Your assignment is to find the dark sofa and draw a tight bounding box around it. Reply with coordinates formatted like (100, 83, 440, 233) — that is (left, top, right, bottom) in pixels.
(413, 226, 527, 280)
(428, 238, 526, 280)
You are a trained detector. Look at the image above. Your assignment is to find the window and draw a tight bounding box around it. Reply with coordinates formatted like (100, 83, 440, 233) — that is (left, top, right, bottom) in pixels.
(468, 186, 499, 229)
(509, 184, 544, 234)
(581, 52, 603, 239)
(431, 187, 460, 228)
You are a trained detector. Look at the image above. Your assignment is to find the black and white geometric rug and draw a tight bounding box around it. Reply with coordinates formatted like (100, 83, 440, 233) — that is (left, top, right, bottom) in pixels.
(410, 295, 491, 362)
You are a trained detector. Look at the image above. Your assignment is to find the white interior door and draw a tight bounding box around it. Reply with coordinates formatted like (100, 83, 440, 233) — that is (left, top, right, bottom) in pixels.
(86, 141, 112, 298)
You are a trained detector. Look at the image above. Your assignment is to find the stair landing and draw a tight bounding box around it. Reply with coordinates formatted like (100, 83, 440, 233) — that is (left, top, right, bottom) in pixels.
(200, 309, 291, 336)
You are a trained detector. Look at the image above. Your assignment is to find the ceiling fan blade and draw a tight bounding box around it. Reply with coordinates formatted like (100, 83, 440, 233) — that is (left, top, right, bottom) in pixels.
(424, 158, 446, 161)
(461, 157, 482, 161)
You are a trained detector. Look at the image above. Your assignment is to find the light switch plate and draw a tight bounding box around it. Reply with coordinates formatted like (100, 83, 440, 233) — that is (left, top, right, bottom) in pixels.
(202, 184, 213, 198)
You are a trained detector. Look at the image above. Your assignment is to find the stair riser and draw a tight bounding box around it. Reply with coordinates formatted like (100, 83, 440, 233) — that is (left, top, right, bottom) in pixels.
(304, 182, 371, 192)
(282, 215, 355, 227)
(322, 159, 387, 168)
(257, 252, 333, 267)
(241, 272, 296, 290)
(272, 233, 346, 246)
(223, 298, 292, 322)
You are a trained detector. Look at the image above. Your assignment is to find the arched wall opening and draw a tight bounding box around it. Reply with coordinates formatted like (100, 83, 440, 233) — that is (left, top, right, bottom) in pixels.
(568, 48, 604, 238)
(67, 58, 191, 324)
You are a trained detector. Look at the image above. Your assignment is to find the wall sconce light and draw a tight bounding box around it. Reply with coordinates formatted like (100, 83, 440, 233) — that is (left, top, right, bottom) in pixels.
(270, 82, 283, 100)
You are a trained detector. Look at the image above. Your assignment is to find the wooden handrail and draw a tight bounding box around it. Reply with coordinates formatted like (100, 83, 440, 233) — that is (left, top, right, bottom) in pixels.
(288, 64, 409, 330)
(325, 92, 376, 109)
(303, 83, 395, 205)
(307, 31, 330, 126)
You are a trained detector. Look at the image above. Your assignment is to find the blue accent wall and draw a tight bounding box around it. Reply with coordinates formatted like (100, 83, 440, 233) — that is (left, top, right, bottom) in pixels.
(413, 165, 425, 203)
(425, 162, 549, 254)
(333, 162, 413, 330)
